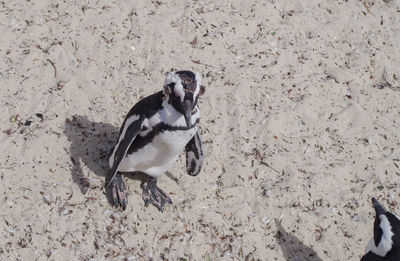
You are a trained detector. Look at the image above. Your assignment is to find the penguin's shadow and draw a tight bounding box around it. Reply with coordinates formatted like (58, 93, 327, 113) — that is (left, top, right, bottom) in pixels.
(63, 115, 147, 195)
(275, 219, 323, 261)
(63, 115, 117, 194)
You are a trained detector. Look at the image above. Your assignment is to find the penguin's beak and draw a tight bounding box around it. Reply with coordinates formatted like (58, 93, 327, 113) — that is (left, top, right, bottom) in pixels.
(372, 198, 387, 215)
(183, 100, 192, 128)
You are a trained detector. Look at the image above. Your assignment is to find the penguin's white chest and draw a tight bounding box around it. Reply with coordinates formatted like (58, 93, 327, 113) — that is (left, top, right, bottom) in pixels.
(118, 127, 197, 177)
(156, 128, 195, 154)
(117, 103, 200, 178)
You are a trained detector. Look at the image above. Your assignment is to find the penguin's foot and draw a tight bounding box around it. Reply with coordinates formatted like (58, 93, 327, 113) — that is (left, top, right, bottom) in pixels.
(142, 177, 172, 212)
(109, 173, 128, 210)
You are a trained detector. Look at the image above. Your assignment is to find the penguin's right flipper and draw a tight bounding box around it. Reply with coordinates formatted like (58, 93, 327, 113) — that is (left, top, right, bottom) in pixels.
(105, 114, 143, 188)
(372, 197, 387, 215)
(108, 172, 128, 210)
(185, 131, 204, 176)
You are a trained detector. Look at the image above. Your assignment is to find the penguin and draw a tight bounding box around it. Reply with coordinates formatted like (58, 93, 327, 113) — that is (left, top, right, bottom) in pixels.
(105, 70, 205, 212)
(361, 198, 400, 261)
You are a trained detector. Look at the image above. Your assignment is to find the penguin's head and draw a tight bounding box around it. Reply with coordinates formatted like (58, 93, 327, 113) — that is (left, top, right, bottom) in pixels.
(362, 198, 400, 259)
(163, 71, 205, 128)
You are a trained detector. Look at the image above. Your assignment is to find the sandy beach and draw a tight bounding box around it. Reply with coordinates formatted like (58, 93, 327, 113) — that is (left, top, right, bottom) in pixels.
(1, 0, 400, 260)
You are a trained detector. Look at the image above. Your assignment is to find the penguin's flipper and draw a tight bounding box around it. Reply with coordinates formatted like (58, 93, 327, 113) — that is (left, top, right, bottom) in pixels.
(372, 198, 387, 215)
(185, 131, 204, 176)
(142, 177, 172, 212)
(108, 172, 128, 210)
(105, 114, 143, 187)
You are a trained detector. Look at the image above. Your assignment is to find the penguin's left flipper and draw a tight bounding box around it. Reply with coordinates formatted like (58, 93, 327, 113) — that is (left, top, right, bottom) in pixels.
(142, 177, 172, 212)
(107, 172, 128, 210)
(185, 131, 204, 176)
(105, 114, 143, 188)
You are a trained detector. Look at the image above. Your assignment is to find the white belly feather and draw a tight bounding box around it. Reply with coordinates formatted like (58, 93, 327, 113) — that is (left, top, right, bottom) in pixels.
(118, 127, 197, 177)
(117, 102, 200, 178)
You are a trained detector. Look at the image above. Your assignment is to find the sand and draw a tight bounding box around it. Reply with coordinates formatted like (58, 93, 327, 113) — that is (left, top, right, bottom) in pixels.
(1, 0, 400, 260)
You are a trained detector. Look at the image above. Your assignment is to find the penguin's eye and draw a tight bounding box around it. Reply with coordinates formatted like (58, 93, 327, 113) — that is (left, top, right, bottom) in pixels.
(164, 82, 175, 95)
(168, 82, 175, 89)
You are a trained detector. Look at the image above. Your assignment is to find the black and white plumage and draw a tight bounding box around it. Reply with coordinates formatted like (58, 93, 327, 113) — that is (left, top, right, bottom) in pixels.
(361, 198, 400, 261)
(105, 70, 205, 212)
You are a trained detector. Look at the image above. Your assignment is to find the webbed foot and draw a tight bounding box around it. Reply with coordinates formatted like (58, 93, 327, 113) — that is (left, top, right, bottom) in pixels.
(142, 177, 172, 212)
(108, 173, 128, 210)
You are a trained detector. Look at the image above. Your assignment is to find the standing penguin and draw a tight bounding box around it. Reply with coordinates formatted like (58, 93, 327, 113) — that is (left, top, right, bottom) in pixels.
(105, 71, 205, 212)
(361, 198, 400, 260)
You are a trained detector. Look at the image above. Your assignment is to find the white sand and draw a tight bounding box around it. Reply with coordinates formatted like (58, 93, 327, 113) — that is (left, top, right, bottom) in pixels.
(1, 0, 400, 260)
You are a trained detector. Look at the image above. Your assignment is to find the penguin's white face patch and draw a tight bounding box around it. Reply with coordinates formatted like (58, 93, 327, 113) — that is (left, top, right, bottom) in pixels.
(164, 72, 185, 102)
(174, 83, 185, 102)
(366, 214, 394, 257)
